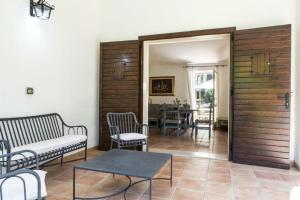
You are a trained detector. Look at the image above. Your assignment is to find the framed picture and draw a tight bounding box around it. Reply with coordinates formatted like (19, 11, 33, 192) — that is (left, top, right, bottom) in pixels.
(149, 76, 175, 96)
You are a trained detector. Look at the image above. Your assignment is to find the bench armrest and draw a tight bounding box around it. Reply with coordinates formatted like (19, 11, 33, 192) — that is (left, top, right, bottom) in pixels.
(0, 150, 39, 173)
(0, 140, 11, 154)
(0, 168, 42, 200)
(63, 123, 88, 137)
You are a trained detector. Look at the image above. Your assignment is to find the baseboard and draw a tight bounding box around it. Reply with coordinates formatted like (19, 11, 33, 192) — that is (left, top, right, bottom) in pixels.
(87, 146, 100, 151)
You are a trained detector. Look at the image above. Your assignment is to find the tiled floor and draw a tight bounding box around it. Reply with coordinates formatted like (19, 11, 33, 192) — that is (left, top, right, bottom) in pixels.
(45, 149, 300, 200)
(149, 128, 228, 159)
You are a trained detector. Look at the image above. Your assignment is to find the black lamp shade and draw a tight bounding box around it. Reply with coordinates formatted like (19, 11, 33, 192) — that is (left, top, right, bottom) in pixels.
(30, 0, 55, 20)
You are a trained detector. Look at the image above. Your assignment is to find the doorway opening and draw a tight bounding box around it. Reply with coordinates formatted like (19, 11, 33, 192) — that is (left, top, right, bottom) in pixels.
(142, 34, 231, 160)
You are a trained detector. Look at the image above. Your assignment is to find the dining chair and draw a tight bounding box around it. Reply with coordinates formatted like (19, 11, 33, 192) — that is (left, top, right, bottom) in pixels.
(194, 104, 213, 140)
(161, 105, 185, 136)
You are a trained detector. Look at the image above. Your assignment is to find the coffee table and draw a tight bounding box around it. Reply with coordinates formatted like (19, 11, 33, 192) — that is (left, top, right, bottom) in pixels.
(73, 149, 172, 200)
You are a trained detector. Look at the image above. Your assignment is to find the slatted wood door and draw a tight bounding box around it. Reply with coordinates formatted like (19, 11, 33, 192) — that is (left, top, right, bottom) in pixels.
(232, 25, 291, 169)
(99, 40, 140, 150)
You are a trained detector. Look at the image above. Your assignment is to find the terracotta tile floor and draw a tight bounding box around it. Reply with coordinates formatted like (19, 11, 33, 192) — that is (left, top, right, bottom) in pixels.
(149, 128, 228, 159)
(45, 149, 300, 200)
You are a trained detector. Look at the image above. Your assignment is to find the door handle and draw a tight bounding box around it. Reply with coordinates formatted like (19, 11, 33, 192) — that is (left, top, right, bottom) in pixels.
(278, 92, 290, 110)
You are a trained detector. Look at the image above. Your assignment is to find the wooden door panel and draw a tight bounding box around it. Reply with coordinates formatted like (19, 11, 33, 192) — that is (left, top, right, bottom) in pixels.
(99, 40, 140, 150)
(233, 25, 291, 169)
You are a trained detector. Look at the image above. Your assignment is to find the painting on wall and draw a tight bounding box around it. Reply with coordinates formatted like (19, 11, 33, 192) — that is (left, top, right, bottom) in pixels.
(149, 76, 175, 96)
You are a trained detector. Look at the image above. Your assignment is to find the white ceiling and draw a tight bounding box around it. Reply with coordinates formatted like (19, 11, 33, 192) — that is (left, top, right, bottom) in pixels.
(149, 35, 230, 66)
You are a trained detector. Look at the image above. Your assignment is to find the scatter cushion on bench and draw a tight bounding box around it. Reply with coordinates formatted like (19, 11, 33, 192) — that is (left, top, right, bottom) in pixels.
(0, 170, 47, 200)
(111, 133, 147, 141)
(11, 135, 87, 157)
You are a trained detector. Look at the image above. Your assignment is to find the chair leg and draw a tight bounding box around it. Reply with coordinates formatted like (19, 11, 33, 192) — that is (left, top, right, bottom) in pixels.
(110, 140, 113, 149)
(192, 124, 195, 137)
(146, 139, 149, 152)
(209, 128, 211, 141)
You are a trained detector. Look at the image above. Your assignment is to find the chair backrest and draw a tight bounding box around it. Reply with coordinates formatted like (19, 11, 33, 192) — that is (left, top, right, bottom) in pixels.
(106, 112, 139, 135)
(161, 104, 180, 121)
(0, 114, 63, 148)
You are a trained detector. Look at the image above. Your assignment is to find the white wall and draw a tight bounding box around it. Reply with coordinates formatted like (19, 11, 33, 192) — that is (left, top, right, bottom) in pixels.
(98, 0, 293, 42)
(149, 64, 189, 105)
(0, 0, 101, 147)
(293, 0, 300, 165)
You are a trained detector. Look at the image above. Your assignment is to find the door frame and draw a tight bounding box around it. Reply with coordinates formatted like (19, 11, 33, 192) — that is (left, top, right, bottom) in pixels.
(138, 27, 236, 160)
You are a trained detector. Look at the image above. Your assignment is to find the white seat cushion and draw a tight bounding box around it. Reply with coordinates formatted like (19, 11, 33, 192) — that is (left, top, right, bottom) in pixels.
(11, 135, 87, 158)
(196, 123, 210, 128)
(0, 170, 47, 200)
(165, 120, 181, 124)
(290, 186, 300, 200)
(111, 133, 147, 141)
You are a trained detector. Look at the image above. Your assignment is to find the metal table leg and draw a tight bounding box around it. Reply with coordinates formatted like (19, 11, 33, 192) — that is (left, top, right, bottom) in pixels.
(170, 155, 173, 186)
(73, 167, 76, 200)
(149, 179, 152, 200)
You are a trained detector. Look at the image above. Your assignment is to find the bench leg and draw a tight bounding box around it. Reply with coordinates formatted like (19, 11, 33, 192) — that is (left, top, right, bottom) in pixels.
(149, 179, 152, 200)
(60, 150, 64, 166)
(84, 141, 88, 161)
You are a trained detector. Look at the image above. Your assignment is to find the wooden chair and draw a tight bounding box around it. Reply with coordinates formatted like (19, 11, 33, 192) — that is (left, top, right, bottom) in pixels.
(161, 105, 185, 136)
(194, 104, 213, 140)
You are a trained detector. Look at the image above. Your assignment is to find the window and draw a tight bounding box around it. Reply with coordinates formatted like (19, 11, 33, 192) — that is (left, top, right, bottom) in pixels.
(195, 73, 213, 85)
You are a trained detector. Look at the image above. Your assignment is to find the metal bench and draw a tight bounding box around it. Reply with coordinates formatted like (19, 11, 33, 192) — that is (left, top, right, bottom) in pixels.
(0, 113, 88, 171)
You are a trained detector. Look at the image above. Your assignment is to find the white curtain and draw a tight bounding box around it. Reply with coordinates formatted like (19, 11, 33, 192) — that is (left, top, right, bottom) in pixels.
(186, 67, 196, 109)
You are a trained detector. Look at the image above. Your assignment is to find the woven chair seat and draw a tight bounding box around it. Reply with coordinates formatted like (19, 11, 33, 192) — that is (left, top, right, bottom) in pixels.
(111, 133, 147, 141)
(107, 112, 149, 151)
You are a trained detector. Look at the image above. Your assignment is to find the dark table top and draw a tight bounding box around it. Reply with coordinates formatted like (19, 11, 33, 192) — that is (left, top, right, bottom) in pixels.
(75, 149, 172, 179)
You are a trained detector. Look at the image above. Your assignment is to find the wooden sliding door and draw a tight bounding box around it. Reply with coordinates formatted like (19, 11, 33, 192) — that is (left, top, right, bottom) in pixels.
(98, 25, 292, 169)
(232, 25, 291, 169)
(99, 40, 141, 150)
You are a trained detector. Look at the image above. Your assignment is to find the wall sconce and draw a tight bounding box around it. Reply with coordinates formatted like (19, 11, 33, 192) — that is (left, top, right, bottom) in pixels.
(30, 0, 55, 20)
